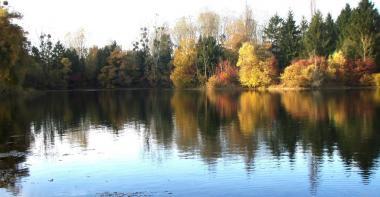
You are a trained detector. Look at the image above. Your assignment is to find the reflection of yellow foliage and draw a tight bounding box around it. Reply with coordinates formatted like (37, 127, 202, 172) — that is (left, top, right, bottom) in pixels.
(206, 90, 238, 119)
(281, 92, 327, 121)
(171, 92, 199, 148)
(374, 89, 380, 103)
(238, 92, 277, 136)
(281, 91, 376, 135)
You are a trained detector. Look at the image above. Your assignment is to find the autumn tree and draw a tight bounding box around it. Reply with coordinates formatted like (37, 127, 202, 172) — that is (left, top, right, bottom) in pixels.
(0, 3, 30, 88)
(224, 5, 257, 51)
(98, 48, 132, 88)
(237, 43, 277, 88)
(170, 39, 198, 88)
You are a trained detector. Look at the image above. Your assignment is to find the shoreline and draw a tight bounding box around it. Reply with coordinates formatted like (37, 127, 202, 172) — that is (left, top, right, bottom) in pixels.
(31, 86, 380, 92)
(2, 86, 379, 98)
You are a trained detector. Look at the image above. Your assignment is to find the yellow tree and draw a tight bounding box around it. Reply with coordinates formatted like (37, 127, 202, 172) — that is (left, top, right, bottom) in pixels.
(170, 39, 197, 88)
(237, 43, 275, 88)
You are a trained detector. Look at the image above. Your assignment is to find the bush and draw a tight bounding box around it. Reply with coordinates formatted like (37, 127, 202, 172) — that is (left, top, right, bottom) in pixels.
(281, 53, 377, 88)
(281, 57, 328, 88)
(206, 61, 239, 89)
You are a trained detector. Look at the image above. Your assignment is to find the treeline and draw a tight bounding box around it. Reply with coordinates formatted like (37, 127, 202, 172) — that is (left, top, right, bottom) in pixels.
(0, 0, 379, 92)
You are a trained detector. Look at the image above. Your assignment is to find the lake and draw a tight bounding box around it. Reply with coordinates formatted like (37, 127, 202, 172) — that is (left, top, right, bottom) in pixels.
(1, 89, 380, 196)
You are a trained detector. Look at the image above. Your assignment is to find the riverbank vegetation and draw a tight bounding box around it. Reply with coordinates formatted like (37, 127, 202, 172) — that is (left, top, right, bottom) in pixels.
(0, 0, 379, 95)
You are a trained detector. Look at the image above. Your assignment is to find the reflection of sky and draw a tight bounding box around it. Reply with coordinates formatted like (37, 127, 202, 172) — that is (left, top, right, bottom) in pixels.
(1, 126, 378, 197)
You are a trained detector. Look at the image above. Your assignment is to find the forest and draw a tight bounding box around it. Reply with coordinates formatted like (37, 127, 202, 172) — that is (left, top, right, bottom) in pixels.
(0, 0, 380, 95)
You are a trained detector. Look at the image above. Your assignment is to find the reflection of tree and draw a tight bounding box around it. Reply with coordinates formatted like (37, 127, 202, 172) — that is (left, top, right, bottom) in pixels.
(238, 91, 278, 136)
(280, 90, 380, 182)
(281, 91, 328, 122)
(1, 89, 380, 194)
(171, 91, 200, 151)
(206, 90, 239, 119)
(0, 99, 31, 195)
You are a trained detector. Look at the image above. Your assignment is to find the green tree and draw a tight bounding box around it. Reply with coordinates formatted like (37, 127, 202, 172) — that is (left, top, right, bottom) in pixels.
(264, 14, 283, 66)
(304, 11, 328, 57)
(279, 11, 302, 68)
(299, 16, 309, 58)
(150, 26, 173, 86)
(336, 4, 352, 49)
(196, 36, 222, 83)
(345, 0, 380, 62)
(324, 13, 338, 55)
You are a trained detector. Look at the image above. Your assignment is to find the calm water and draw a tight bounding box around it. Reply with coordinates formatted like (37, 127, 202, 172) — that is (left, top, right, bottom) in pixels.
(1, 90, 380, 196)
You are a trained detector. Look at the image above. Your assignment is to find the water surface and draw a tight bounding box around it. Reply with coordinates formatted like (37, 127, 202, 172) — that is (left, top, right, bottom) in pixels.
(1, 90, 380, 196)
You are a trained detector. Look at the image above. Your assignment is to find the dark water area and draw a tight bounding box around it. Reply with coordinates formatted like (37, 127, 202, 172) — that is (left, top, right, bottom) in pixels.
(1, 89, 380, 196)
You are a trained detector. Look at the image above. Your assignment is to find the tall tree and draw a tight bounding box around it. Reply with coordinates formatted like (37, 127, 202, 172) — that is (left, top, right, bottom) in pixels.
(172, 17, 197, 45)
(196, 36, 222, 83)
(264, 14, 283, 65)
(224, 5, 258, 51)
(65, 28, 87, 58)
(345, 0, 380, 62)
(304, 11, 328, 57)
(0, 5, 29, 85)
(279, 11, 302, 68)
(150, 26, 173, 86)
(299, 16, 309, 58)
(170, 39, 198, 88)
(198, 11, 220, 38)
(324, 13, 338, 55)
(336, 4, 352, 49)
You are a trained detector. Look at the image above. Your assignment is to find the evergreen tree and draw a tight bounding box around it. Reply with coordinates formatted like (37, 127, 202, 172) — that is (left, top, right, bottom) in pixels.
(279, 11, 302, 68)
(196, 36, 222, 83)
(336, 4, 352, 49)
(304, 11, 328, 57)
(299, 16, 309, 58)
(324, 13, 338, 55)
(346, 0, 380, 62)
(264, 14, 283, 67)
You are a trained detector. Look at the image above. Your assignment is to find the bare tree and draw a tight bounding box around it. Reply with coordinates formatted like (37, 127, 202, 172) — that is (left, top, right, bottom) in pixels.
(65, 28, 87, 58)
(198, 11, 220, 38)
(172, 17, 197, 45)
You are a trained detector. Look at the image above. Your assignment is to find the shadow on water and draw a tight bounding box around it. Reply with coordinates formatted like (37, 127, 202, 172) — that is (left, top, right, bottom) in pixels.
(0, 89, 380, 195)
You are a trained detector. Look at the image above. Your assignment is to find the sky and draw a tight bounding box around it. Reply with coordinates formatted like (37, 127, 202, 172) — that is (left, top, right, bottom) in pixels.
(8, 0, 380, 48)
